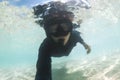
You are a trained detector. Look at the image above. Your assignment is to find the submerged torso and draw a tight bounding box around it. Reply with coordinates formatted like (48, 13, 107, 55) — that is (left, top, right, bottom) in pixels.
(43, 31, 79, 57)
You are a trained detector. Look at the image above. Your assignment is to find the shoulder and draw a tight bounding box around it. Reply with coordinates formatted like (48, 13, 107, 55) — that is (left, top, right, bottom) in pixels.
(70, 31, 81, 41)
(71, 30, 84, 42)
(72, 30, 81, 36)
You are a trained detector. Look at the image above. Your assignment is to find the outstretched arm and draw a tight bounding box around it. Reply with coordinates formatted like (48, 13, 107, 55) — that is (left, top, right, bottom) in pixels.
(80, 41, 91, 54)
(75, 31, 91, 54)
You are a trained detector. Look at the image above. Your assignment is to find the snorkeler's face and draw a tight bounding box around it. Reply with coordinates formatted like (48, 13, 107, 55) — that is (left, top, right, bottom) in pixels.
(49, 22, 71, 37)
(44, 17, 73, 45)
(49, 22, 72, 45)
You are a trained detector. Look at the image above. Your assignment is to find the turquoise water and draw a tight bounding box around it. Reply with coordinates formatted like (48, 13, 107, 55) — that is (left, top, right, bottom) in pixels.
(0, 0, 120, 80)
(0, 0, 120, 67)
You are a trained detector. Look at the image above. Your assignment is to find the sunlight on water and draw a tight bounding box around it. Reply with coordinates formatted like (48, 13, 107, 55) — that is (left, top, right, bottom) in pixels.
(0, 0, 120, 80)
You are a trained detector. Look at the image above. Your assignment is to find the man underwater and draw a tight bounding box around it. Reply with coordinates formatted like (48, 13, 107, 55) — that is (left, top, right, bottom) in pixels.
(34, 1, 91, 80)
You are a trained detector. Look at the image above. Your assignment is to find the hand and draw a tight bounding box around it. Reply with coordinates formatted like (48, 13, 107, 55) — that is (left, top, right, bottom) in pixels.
(84, 44, 91, 54)
(77, 19, 83, 25)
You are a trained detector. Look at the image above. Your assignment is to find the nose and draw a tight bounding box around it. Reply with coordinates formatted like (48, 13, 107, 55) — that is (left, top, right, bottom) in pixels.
(52, 24, 64, 37)
(57, 24, 63, 32)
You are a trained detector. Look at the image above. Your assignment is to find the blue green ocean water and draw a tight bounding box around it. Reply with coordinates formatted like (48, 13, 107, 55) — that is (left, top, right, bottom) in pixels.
(0, 0, 120, 80)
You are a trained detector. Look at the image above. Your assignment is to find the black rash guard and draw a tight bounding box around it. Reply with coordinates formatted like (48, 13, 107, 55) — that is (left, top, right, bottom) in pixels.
(35, 31, 84, 80)
(41, 31, 84, 57)
(35, 17, 84, 80)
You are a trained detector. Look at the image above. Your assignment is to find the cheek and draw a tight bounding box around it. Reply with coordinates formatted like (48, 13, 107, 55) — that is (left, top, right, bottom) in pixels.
(63, 33, 70, 45)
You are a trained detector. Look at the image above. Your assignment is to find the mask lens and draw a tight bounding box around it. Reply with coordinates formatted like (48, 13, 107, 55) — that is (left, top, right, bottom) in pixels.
(49, 24, 58, 33)
(50, 23, 70, 37)
(60, 23, 69, 31)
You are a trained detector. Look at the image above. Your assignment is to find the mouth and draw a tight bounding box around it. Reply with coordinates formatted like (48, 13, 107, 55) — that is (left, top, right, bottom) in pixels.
(51, 32, 70, 45)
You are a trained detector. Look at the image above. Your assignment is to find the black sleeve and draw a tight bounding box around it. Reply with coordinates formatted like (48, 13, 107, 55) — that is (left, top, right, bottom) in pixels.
(73, 23, 80, 29)
(73, 31, 85, 44)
